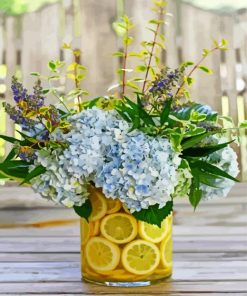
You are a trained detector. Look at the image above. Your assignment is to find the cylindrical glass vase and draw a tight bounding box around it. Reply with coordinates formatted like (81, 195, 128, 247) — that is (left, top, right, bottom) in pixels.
(80, 187, 172, 287)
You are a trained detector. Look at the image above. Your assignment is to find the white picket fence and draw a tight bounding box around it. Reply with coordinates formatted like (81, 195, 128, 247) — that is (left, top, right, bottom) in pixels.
(0, 0, 246, 178)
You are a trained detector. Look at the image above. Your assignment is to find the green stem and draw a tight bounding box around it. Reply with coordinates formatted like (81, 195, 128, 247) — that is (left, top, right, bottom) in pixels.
(175, 46, 219, 97)
(121, 27, 129, 98)
(48, 79, 71, 113)
(142, 8, 163, 93)
(73, 52, 82, 112)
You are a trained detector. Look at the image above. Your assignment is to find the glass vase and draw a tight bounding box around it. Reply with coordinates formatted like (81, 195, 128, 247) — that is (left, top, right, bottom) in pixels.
(80, 186, 172, 287)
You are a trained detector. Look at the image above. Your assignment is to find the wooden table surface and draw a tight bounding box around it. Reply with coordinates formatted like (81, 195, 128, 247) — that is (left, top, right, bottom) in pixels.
(0, 184, 247, 295)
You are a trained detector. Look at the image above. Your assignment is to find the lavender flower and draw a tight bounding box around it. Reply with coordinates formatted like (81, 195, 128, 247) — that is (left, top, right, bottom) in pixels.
(149, 68, 181, 97)
(18, 146, 37, 162)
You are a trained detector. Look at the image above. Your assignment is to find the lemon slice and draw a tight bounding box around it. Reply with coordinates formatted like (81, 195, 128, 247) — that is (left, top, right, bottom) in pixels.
(88, 187, 107, 222)
(97, 268, 125, 276)
(100, 213, 137, 244)
(84, 266, 101, 278)
(153, 268, 172, 276)
(160, 235, 173, 269)
(90, 219, 100, 236)
(106, 198, 122, 214)
(80, 218, 91, 245)
(85, 237, 120, 272)
(109, 272, 137, 280)
(138, 217, 169, 243)
(122, 239, 160, 275)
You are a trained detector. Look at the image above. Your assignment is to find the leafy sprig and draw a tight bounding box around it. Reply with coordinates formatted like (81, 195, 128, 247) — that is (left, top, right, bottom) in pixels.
(176, 39, 228, 98)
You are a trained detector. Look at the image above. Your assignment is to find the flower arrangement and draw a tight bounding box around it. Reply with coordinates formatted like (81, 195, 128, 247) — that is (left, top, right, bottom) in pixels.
(0, 0, 245, 228)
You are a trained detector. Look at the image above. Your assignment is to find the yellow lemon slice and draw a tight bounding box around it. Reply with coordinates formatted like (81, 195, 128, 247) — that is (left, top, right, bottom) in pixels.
(153, 267, 172, 276)
(97, 268, 125, 276)
(106, 198, 122, 214)
(160, 235, 173, 269)
(80, 218, 91, 245)
(85, 237, 120, 272)
(121, 239, 160, 275)
(109, 272, 137, 280)
(100, 213, 138, 244)
(90, 220, 100, 236)
(138, 217, 170, 243)
(88, 188, 107, 222)
(84, 266, 101, 278)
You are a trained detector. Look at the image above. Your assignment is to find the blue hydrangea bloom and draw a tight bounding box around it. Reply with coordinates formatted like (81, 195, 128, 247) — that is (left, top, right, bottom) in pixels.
(31, 107, 182, 210)
(200, 135, 239, 200)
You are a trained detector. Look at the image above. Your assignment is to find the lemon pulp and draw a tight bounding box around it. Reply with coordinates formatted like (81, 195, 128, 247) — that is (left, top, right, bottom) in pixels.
(100, 213, 137, 244)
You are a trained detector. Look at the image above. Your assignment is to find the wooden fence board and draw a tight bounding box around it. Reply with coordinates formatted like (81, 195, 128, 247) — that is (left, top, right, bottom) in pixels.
(0, 17, 4, 66)
(21, 12, 42, 90)
(79, 0, 118, 98)
(221, 15, 238, 124)
(165, 0, 179, 68)
(179, 3, 222, 112)
(5, 17, 17, 154)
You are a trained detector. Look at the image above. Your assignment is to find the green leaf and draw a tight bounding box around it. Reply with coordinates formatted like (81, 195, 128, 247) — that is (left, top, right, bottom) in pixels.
(62, 43, 71, 49)
(48, 75, 60, 81)
(126, 81, 139, 90)
(30, 72, 40, 77)
(184, 76, 194, 86)
(199, 65, 213, 75)
(155, 41, 165, 49)
(190, 111, 207, 122)
(183, 140, 234, 157)
(20, 165, 46, 185)
(0, 160, 29, 181)
(239, 120, 247, 128)
(182, 132, 215, 150)
(159, 33, 165, 42)
(129, 115, 141, 132)
(4, 148, 16, 162)
(132, 201, 173, 227)
(48, 61, 57, 72)
(190, 160, 239, 182)
(184, 126, 206, 138)
(76, 74, 86, 81)
(42, 88, 51, 95)
(180, 61, 194, 68)
(116, 109, 132, 122)
(113, 51, 125, 57)
(202, 48, 210, 57)
(191, 167, 223, 188)
(0, 134, 21, 144)
(124, 96, 156, 126)
(78, 65, 87, 71)
(73, 199, 92, 221)
(172, 103, 218, 123)
(160, 98, 172, 125)
(112, 22, 127, 37)
(149, 19, 163, 25)
(0, 172, 8, 180)
(189, 177, 202, 209)
(221, 38, 228, 47)
(123, 36, 134, 46)
(134, 65, 147, 72)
